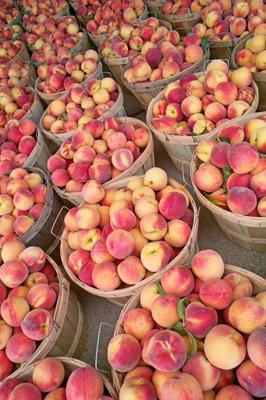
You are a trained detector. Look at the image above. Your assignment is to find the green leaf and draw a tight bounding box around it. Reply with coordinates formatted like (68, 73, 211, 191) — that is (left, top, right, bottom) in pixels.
(219, 136, 230, 143)
(186, 332, 198, 359)
(156, 282, 166, 296)
(222, 166, 232, 189)
(177, 297, 190, 322)
(201, 37, 211, 51)
(171, 322, 187, 336)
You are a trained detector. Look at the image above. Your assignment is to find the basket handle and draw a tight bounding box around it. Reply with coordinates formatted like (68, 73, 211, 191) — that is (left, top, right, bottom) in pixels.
(95, 321, 116, 374)
(204, 58, 229, 71)
(50, 205, 69, 241)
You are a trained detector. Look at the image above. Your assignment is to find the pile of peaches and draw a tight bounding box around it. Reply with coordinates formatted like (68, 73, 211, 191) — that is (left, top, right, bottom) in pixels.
(150, 60, 255, 136)
(41, 78, 120, 136)
(0, 40, 24, 66)
(36, 49, 100, 95)
(0, 168, 48, 240)
(86, 0, 146, 39)
(123, 39, 204, 84)
(0, 120, 39, 174)
(235, 25, 266, 72)
(194, 116, 266, 217)
(0, 60, 31, 88)
(0, 240, 60, 379)
(72, 0, 101, 20)
(0, 25, 23, 42)
(0, 0, 20, 28)
(48, 116, 150, 190)
(100, 17, 180, 60)
(18, 0, 68, 17)
(0, 357, 115, 399)
(63, 167, 193, 291)
(0, 86, 35, 128)
(108, 249, 266, 399)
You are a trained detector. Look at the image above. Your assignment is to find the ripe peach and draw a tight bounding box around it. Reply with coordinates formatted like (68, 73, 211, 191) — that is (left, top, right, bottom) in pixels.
(237, 360, 266, 398)
(228, 297, 266, 334)
(111, 148, 133, 171)
(226, 173, 251, 191)
(231, 67, 253, 88)
(124, 366, 153, 382)
(192, 249, 224, 281)
(68, 248, 92, 275)
(33, 358, 65, 393)
(181, 96, 202, 117)
(134, 197, 158, 219)
(250, 169, 266, 198)
(205, 102, 226, 123)
(21, 309, 53, 340)
(1, 296, 29, 327)
(144, 167, 168, 191)
(227, 100, 250, 119)
(132, 186, 155, 205)
(218, 124, 245, 144)
(9, 383, 41, 400)
(140, 213, 167, 241)
(160, 372, 203, 400)
(27, 284, 57, 310)
(185, 301, 218, 338)
(106, 229, 135, 260)
(0, 260, 28, 288)
(223, 272, 253, 300)
(76, 206, 100, 230)
(194, 163, 223, 193)
(110, 209, 137, 231)
(119, 377, 156, 400)
(161, 265, 194, 297)
(183, 352, 220, 391)
(210, 142, 230, 169)
(214, 82, 238, 105)
(164, 220, 191, 248)
(140, 283, 161, 311)
(204, 324, 246, 369)
(25, 272, 48, 288)
(92, 262, 121, 291)
(159, 192, 187, 220)
(0, 378, 20, 400)
(247, 327, 266, 370)
(140, 241, 171, 272)
(0, 319, 12, 350)
(199, 279, 233, 309)
(123, 308, 154, 340)
(66, 366, 104, 400)
(18, 246, 46, 272)
(107, 333, 141, 372)
(227, 187, 257, 215)
(117, 256, 145, 285)
(129, 228, 148, 256)
(6, 332, 36, 363)
(216, 385, 253, 400)
(151, 295, 179, 328)
(44, 388, 66, 400)
(204, 70, 228, 93)
(258, 197, 266, 217)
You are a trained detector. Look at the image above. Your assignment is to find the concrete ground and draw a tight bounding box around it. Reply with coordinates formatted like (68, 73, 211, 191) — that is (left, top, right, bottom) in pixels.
(74, 111, 266, 374)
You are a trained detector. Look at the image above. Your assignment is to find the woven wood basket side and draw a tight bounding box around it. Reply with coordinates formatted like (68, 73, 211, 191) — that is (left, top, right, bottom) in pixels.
(156, 9, 200, 35)
(60, 176, 199, 300)
(8, 357, 117, 399)
(39, 84, 124, 146)
(35, 62, 103, 104)
(52, 117, 155, 205)
(190, 111, 266, 252)
(231, 33, 266, 112)
(23, 127, 51, 172)
(7, 43, 30, 65)
(111, 263, 266, 391)
(146, 73, 259, 175)
(23, 92, 44, 124)
(123, 49, 210, 110)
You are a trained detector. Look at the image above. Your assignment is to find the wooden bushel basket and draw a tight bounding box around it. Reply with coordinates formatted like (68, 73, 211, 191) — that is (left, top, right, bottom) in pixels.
(231, 33, 266, 112)
(35, 62, 103, 105)
(23, 91, 44, 124)
(190, 111, 266, 252)
(146, 72, 259, 177)
(23, 127, 51, 172)
(156, 8, 200, 36)
(123, 49, 210, 110)
(207, 34, 243, 61)
(39, 83, 124, 146)
(6, 257, 83, 377)
(9, 357, 117, 399)
(6, 42, 30, 65)
(60, 176, 199, 303)
(111, 263, 266, 392)
(51, 117, 155, 206)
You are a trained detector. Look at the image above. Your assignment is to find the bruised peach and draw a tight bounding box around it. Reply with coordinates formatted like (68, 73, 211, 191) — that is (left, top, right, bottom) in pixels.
(107, 334, 141, 372)
(21, 309, 53, 340)
(185, 301, 218, 338)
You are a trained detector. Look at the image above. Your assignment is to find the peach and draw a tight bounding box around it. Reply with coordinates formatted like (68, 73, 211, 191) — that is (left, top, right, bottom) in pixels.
(161, 265, 194, 297)
(14, 215, 34, 236)
(47, 155, 67, 173)
(216, 385, 253, 400)
(192, 249, 224, 281)
(160, 372, 203, 400)
(226, 173, 251, 191)
(181, 96, 202, 117)
(78, 229, 101, 251)
(51, 170, 70, 188)
(140, 283, 161, 311)
(237, 360, 266, 398)
(110, 209, 136, 231)
(18, 246, 46, 272)
(123, 308, 154, 340)
(111, 148, 133, 171)
(164, 219, 191, 248)
(236, 48, 253, 66)
(227, 187, 257, 215)
(223, 272, 253, 300)
(231, 67, 253, 89)
(25, 272, 48, 288)
(199, 279, 233, 310)
(78, 260, 96, 286)
(32, 357, 65, 393)
(68, 248, 92, 275)
(147, 329, 187, 372)
(183, 352, 220, 391)
(125, 366, 153, 382)
(204, 324, 246, 369)
(92, 262, 121, 291)
(227, 100, 250, 119)
(250, 169, 266, 198)
(119, 377, 156, 400)
(0, 194, 14, 216)
(140, 213, 167, 241)
(151, 295, 179, 328)
(76, 206, 100, 230)
(228, 297, 266, 334)
(117, 256, 145, 285)
(106, 229, 135, 260)
(258, 197, 266, 217)
(214, 82, 238, 105)
(0, 319, 12, 350)
(215, 370, 235, 391)
(141, 241, 171, 272)
(9, 383, 41, 400)
(195, 141, 216, 163)
(107, 333, 141, 372)
(66, 366, 104, 400)
(21, 309, 53, 340)
(44, 388, 66, 400)
(1, 296, 29, 327)
(159, 192, 187, 220)
(27, 284, 57, 310)
(247, 327, 266, 370)
(185, 45, 203, 64)
(204, 70, 228, 93)
(0, 378, 21, 400)
(91, 239, 114, 264)
(132, 186, 155, 205)
(0, 260, 28, 288)
(0, 215, 14, 236)
(13, 189, 34, 211)
(210, 142, 230, 169)
(218, 124, 245, 144)
(6, 332, 36, 363)
(185, 301, 218, 338)
(205, 102, 226, 122)
(194, 163, 223, 193)
(152, 371, 181, 399)
(134, 197, 158, 219)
